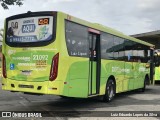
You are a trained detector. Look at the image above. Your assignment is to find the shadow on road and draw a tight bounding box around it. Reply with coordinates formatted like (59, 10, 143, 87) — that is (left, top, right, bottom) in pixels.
(1, 85, 160, 114)
(43, 87, 159, 109)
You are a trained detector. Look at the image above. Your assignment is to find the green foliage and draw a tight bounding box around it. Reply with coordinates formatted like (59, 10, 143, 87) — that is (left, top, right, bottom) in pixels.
(0, 0, 23, 9)
(0, 29, 3, 42)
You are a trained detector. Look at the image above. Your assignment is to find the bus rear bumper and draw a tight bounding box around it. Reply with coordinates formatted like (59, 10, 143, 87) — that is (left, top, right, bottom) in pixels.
(2, 78, 62, 95)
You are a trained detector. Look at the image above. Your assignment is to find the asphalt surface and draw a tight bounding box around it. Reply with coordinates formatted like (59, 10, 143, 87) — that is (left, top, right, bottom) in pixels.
(0, 82, 160, 120)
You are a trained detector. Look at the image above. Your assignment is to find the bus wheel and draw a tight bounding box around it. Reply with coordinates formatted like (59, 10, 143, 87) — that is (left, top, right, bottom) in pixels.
(141, 77, 148, 92)
(103, 79, 115, 102)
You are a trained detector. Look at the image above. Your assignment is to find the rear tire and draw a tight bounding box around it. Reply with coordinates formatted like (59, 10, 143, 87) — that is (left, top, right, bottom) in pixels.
(141, 77, 148, 92)
(103, 79, 116, 102)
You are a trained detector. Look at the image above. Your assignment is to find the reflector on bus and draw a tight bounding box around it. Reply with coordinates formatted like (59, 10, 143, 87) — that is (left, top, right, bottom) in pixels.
(88, 28, 100, 34)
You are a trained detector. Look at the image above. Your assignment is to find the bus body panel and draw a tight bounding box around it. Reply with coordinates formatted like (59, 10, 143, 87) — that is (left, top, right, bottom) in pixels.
(155, 67, 160, 81)
(100, 60, 149, 94)
(4, 47, 55, 81)
(59, 57, 89, 98)
(2, 78, 63, 95)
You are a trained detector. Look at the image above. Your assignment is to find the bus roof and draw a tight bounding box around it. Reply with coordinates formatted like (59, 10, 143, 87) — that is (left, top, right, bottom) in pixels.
(6, 11, 154, 48)
(59, 11, 154, 47)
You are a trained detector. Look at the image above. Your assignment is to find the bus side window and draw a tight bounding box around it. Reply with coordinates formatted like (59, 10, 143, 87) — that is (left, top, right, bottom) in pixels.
(65, 20, 89, 57)
(101, 33, 114, 60)
(124, 40, 134, 62)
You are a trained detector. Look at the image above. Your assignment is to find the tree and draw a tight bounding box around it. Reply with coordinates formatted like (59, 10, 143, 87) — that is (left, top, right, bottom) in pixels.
(0, 0, 23, 9)
(0, 29, 3, 42)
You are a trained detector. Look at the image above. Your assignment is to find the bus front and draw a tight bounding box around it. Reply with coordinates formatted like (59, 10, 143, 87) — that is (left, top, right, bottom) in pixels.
(2, 11, 61, 95)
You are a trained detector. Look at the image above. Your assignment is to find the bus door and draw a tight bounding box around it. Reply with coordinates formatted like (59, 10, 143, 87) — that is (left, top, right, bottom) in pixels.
(88, 29, 101, 96)
(124, 41, 134, 91)
(132, 50, 141, 89)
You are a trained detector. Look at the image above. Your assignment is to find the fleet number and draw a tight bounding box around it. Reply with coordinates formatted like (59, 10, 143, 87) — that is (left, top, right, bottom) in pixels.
(33, 55, 48, 60)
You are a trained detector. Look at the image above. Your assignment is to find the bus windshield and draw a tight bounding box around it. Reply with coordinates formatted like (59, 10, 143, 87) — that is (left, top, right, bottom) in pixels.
(6, 13, 55, 47)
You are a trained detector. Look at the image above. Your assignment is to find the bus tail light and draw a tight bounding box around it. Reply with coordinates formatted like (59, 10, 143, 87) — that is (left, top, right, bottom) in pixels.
(49, 53, 59, 81)
(2, 54, 7, 78)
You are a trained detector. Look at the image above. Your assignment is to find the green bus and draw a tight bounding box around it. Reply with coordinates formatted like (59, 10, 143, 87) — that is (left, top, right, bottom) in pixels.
(154, 49, 160, 81)
(2, 11, 154, 102)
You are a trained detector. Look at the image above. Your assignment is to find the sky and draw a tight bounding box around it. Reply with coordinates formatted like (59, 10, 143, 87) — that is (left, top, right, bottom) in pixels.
(0, 0, 160, 35)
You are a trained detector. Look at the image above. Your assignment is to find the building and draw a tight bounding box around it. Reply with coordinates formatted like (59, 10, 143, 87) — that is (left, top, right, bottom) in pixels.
(131, 30, 160, 49)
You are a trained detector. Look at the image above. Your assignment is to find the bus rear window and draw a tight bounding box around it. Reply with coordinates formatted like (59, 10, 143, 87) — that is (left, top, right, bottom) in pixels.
(6, 13, 56, 47)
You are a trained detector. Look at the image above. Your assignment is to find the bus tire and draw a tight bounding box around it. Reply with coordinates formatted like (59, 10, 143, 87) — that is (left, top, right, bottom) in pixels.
(141, 77, 148, 92)
(103, 79, 116, 102)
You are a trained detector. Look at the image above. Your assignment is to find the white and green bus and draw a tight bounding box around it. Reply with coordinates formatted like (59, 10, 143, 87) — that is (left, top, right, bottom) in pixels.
(2, 11, 154, 102)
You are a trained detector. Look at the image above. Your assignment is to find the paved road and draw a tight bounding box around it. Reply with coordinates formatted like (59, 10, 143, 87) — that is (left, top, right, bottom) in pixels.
(0, 83, 160, 120)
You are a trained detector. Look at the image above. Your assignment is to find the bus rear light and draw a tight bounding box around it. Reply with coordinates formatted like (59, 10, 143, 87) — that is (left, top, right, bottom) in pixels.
(49, 53, 59, 81)
(2, 54, 7, 78)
